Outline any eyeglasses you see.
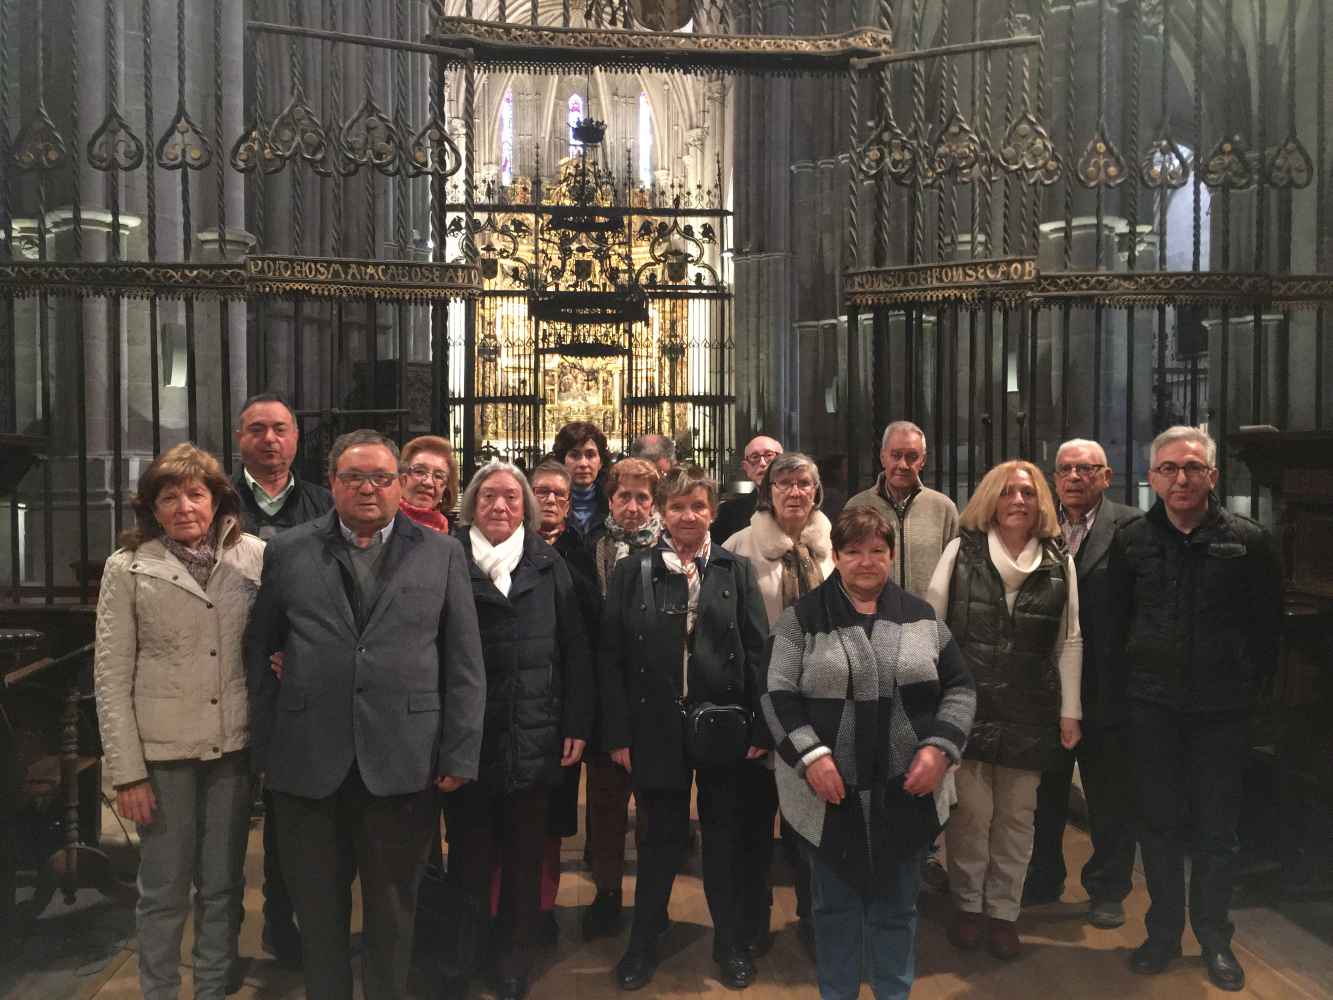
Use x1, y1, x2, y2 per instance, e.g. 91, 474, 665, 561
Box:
744, 449, 779, 465
772, 479, 817, 494
404, 465, 449, 486
335, 471, 397, 489
533, 486, 571, 502
1055, 463, 1106, 478
1151, 461, 1213, 480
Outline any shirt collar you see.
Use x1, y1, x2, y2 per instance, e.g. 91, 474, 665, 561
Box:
243, 466, 296, 502
1058, 496, 1103, 527
337, 516, 395, 547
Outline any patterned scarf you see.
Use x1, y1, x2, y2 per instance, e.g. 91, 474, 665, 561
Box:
660, 532, 711, 638
779, 541, 824, 613
163, 533, 216, 589
596, 512, 663, 594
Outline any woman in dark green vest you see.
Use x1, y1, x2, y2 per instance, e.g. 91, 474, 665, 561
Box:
925, 460, 1083, 961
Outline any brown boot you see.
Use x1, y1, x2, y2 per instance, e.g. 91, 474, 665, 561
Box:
987, 917, 1021, 960
947, 910, 985, 951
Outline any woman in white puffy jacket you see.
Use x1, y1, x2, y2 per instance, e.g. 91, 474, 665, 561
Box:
93, 443, 265, 1000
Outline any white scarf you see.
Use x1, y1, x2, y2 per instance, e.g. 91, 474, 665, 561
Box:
470, 524, 525, 597
986, 529, 1042, 613
661, 533, 711, 636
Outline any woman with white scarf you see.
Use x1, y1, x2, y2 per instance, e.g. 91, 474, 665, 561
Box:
447, 460, 593, 1000
600, 466, 771, 993
925, 459, 1083, 962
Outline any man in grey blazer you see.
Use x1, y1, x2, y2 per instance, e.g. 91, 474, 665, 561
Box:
246, 429, 485, 1000
1025, 438, 1141, 929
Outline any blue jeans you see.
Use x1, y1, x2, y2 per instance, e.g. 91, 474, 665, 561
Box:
136, 752, 252, 1000
809, 847, 925, 1000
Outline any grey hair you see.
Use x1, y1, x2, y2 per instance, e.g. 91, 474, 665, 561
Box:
881, 420, 927, 451
1055, 437, 1109, 466
1150, 425, 1217, 468
757, 451, 824, 513
327, 429, 400, 476
631, 433, 676, 464
530, 459, 572, 488
458, 459, 540, 533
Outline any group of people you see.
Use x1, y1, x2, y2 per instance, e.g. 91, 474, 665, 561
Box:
92, 393, 1281, 1000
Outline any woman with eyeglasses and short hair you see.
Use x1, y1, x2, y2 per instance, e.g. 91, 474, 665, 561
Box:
924, 460, 1083, 961
398, 435, 458, 533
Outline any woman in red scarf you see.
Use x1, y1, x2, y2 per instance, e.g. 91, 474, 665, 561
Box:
398, 435, 457, 532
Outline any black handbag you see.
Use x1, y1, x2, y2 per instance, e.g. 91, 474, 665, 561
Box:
681, 699, 751, 767
641, 558, 751, 768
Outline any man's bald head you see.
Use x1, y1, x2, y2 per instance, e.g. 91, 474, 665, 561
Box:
740, 435, 783, 485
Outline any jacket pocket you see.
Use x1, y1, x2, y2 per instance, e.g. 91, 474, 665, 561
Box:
408, 691, 441, 713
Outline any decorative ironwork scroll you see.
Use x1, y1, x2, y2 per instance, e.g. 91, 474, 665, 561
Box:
427, 17, 894, 75
0, 261, 248, 299
0, 257, 482, 302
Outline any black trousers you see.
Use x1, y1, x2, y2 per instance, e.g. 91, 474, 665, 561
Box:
1129, 702, 1249, 951
631, 760, 774, 954
260, 789, 294, 927
446, 782, 550, 978
1029, 724, 1136, 903
274, 767, 436, 1000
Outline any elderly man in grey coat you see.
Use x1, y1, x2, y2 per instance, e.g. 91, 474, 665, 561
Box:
246, 429, 486, 1000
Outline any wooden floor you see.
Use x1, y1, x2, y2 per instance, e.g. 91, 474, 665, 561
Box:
9, 793, 1332, 1000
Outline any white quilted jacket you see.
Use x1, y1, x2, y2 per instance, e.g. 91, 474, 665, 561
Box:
93, 516, 265, 787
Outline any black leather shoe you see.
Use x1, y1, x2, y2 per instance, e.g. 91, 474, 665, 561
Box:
1129, 939, 1182, 975
616, 947, 658, 992
496, 973, 528, 1000
744, 931, 773, 959
796, 918, 817, 962
261, 920, 303, 967
1203, 946, 1246, 992
582, 889, 623, 941
717, 949, 756, 990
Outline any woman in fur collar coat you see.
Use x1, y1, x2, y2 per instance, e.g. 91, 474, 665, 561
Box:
722, 451, 834, 958
723, 451, 834, 629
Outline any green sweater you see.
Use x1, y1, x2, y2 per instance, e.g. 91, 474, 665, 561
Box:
844, 476, 960, 599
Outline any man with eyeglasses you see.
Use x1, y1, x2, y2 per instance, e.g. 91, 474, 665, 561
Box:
1024, 439, 1141, 931
399, 435, 457, 533
1106, 426, 1281, 992
246, 429, 486, 1000
845, 420, 959, 599
711, 435, 783, 545
231, 392, 334, 964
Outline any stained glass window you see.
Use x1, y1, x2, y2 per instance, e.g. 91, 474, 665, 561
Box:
568, 93, 583, 156
638, 92, 652, 187
499, 88, 514, 186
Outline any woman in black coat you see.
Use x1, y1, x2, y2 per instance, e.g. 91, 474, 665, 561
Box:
600, 465, 771, 993
448, 460, 593, 1000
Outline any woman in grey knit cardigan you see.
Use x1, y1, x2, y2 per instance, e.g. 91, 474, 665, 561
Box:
763, 506, 975, 1000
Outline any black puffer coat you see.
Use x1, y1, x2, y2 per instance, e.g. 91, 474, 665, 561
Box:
461, 530, 594, 794
945, 530, 1068, 771
1106, 498, 1282, 713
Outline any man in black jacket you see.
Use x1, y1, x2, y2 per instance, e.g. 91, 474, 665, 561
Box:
1025, 439, 1141, 928
232, 392, 334, 964
233, 392, 334, 539
710, 435, 782, 546
1107, 426, 1282, 992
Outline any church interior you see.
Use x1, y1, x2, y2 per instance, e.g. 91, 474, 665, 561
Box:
1, 0, 1331, 996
